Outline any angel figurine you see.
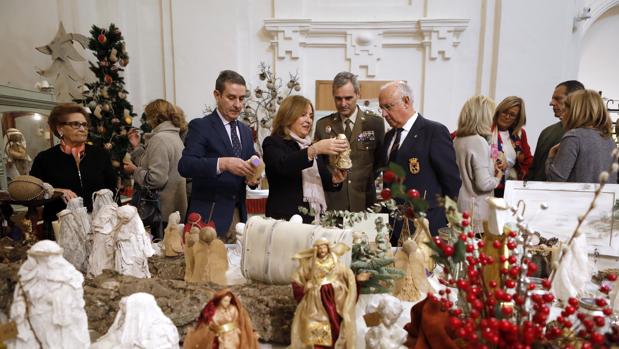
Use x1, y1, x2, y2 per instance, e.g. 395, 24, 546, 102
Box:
290, 238, 357, 348
163, 211, 183, 257
183, 289, 259, 349
329, 134, 352, 170
393, 240, 433, 302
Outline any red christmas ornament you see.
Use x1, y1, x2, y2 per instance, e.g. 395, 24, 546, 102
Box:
607, 273, 618, 281
104, 74, 113, 85
98, 33, 107, 43
462, 211, 470, 219
407, 188, 420, 199
443, 245, 455, 257
380, 188, 392, 200
383, 170, 396, 183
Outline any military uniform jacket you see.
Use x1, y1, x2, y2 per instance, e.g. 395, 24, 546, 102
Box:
314, 107, 385, 212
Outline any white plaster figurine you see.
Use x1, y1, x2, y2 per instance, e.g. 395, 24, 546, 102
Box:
91, 292, 179, 349
57, 197, 91, 272
364, 294, 408, 349
88, 204, 118, 277
7, 240, 90, 349
92, 188, 117, 218
163, 211, 183, 257
113, 205, 155, 278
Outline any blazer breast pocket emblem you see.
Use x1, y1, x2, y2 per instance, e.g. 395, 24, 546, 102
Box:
409, 157, 420, 174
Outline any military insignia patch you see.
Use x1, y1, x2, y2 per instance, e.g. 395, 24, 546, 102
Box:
409, 157, 420, 174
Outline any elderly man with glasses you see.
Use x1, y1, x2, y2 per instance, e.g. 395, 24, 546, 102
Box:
378, 81, 461, 244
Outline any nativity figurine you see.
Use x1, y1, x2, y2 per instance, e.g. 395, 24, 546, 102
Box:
393, 240, 433, 302
88, 204, 118, 277
7, 240, 90, 349
113, 205, 155, 278
183, 289, 259, 349
184, 226, 200, 282
91, 292, 179, 349
290, 238, 357, 348
4, 128, 32, 179
365, 294, 408, 349
329, 133, 352, 170
189, 224, 228, 285
163, 211, 183, 257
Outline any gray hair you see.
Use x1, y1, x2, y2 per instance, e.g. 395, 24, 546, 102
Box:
381, 81, 413, 102
332, 72, 360, 95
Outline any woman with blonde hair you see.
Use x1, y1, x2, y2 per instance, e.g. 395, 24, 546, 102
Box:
546, 89, 617, 183
124, 99, 187, 237
454, 96, 503, 233
489, 96, 532, 197
262, 95, 348, 223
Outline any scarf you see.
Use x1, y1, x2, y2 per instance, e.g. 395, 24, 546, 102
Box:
289, 131, 327, 221
60, 139, 86, 165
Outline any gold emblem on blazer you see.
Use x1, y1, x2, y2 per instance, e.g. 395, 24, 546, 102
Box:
409, 157, 420, 174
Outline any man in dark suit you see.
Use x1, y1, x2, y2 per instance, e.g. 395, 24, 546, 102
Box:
379, 81, 461, 243
314, 72, 385, 212
178, 70, 258, 241
528, 80, 585, 181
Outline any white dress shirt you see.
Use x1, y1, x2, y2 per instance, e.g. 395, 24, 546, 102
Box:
216, 109, 243, 174
387, 112, 418, 153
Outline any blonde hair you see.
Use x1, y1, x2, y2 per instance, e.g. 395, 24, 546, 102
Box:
271, 95, 313, 138
563, 89, 611, 138
493, 96, 526, 134
144, 99, 187, 133
456, 95, 495, 137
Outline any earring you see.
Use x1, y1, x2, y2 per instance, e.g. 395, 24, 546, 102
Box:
59, 132, 63, 138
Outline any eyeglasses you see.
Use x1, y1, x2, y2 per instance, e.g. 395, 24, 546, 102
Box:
379, 99, 404, 112
62, 121, 89, 129
500, 111, 518, 119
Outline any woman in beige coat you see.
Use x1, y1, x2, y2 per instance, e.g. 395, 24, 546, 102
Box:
124, 99, 187, 234
453, 96, 503, 234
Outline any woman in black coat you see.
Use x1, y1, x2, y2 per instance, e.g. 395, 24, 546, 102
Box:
30, 104, 117, 238
262, 95, 348, 223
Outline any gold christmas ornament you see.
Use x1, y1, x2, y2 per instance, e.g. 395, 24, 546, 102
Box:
102, 103, 110, 112
93, 105, 103, 119
109, 48, 118, 62
104, 143, 113, 150
124, 116, 132, 125
111, 160, 121, 168
119, 58, 129, 67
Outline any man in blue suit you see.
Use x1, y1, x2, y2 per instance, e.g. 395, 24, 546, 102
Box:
178, 70, 257, 241
379, 81, 461, 244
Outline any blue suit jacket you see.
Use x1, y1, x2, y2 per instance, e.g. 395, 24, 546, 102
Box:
382, 115, 461, 236
178, 111, 255, 236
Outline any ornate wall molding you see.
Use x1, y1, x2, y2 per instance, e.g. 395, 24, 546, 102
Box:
264, 18, 469, 76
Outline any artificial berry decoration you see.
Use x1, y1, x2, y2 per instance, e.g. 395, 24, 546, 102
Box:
608, 273, 617, 281
383, 170, 396, 183
380, 188, 392, 200
407, 188, 420, 199
98, 33, 107, 43
104, 74, 113, 84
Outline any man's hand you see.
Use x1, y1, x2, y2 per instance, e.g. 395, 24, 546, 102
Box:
220, 157, 254, 177
331, 168, 348, 184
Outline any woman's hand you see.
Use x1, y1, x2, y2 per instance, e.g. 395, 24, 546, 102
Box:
128, 129, 141, 150
548, 144, 560, 158
123, 161, 137, 174
496, 158, 507, 171
57, 188, 77, 203
312, 138, 348, 155
494, 162, 504, 179
331, 168, 348, 184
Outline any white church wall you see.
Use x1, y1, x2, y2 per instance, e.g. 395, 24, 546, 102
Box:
1, 0, 615, 149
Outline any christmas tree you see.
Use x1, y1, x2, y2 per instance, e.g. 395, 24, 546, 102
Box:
75, 23, 136, 171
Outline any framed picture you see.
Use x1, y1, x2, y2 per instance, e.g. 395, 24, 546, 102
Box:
503, 180, 619, 258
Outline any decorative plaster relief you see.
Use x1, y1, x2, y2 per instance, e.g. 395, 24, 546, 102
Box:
264, 19, 469, 75
419, 19, 469, 60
